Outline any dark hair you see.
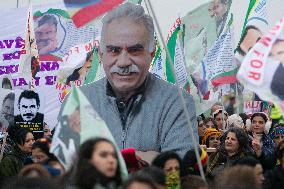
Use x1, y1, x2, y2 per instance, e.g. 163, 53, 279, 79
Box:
239, 113, 248, 126
18, 90, 40, 107
135, 167, 165, 187
219, 127, 252, 155
152, 151, 182, 169
236, 25, 261, 56
181, 175, 208, 189
71, 138, 122, 189
213, 166, 261, 189
250, 112, 268, 123
2, 77, 12, 89
14, 128, 32, 146
183, 148, 207, 176
277, 139, 284, 161
233, 156, 261, 167
38, 14, 58, 28
32, 138, 57, 162
123, 173, 157, 189
2, 92, 15, 105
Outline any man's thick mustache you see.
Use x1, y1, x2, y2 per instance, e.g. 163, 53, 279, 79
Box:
110, 65, 140, 74
23, 113, 35, 117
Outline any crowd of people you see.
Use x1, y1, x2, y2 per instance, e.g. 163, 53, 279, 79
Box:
0, 2, 284, 189
0, 102, 284, 189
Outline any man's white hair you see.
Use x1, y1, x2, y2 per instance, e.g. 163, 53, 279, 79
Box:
100, 2, 155, 53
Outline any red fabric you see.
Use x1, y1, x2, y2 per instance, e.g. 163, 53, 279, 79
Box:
70, 0, 124, 28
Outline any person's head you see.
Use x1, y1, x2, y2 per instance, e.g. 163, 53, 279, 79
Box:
237, 25, 262, 56
135, 167, 166, 189
183, 148, 208, 176
35, 14, 58, 54
2, 177, 58, 189
18, 90, 40, 122
210, 102, 223, 115
221, 127, 250, 156
43, 122, 52, 139
270, 123, 284, 146
123, 173, 157, 189
213, 165, 261, 189
203, 117, 215, 129
201, 128, 221, 148
212, 109, 228, 130
77, 138, 120, 179
32, 138, 55, 164
233, 157, 264, 185
99, 2, 155, 99
269, 38, 284, 63
227, 114, 244, 129
14, 128, 35, 154
250, 112, 268, 134
210, 0, 231, 22
152, 151, 182, 175
181, 175, 208, 189
18, 164, 51, 178
2, 92, 15, 126
2, 77, 12, 89
197, 116, 206, 137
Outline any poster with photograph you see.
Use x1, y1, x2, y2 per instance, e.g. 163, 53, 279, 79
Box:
0, 89, 15, 132
14, 89, 45, 139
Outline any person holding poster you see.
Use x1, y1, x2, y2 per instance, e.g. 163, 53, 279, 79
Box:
15, 90, 44, 139
62, 2, 198, 157
35, 14, 58, 55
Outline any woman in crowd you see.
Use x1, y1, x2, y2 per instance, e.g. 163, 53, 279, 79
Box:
203, 117, 215, 129
248, 112, 277, 171
0, 128, 35, 178
201, 128, 221, 149
31, 138, 62, 176
197, 116, 207, 144
212, 109, 228, 131
206, 127, 253, 179
152, 151, 183, 176
65, 138, 122, 189
269, 123, 284, 146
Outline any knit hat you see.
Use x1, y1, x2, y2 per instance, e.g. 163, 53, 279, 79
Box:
183, 148, 208, 175
227, 114, 244, 129
201, 128, 221, 145
269, 124, 284, 140
121, 148, 149, 173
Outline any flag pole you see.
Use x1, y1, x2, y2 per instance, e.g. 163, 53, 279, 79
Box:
145, 0, 206, 181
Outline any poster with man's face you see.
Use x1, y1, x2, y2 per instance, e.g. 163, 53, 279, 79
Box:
0, 89, 15, 132
14, 89, 45, 139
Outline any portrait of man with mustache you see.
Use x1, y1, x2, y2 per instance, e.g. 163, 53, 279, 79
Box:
15, 90, 44, 139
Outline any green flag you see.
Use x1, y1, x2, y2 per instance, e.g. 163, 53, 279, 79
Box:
84, 48, 102, 84
51, 86, 128, 179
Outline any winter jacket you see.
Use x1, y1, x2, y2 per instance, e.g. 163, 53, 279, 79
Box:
264, 165, 284, 189
78, 73, 198, 157
0, 145, 29, 177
